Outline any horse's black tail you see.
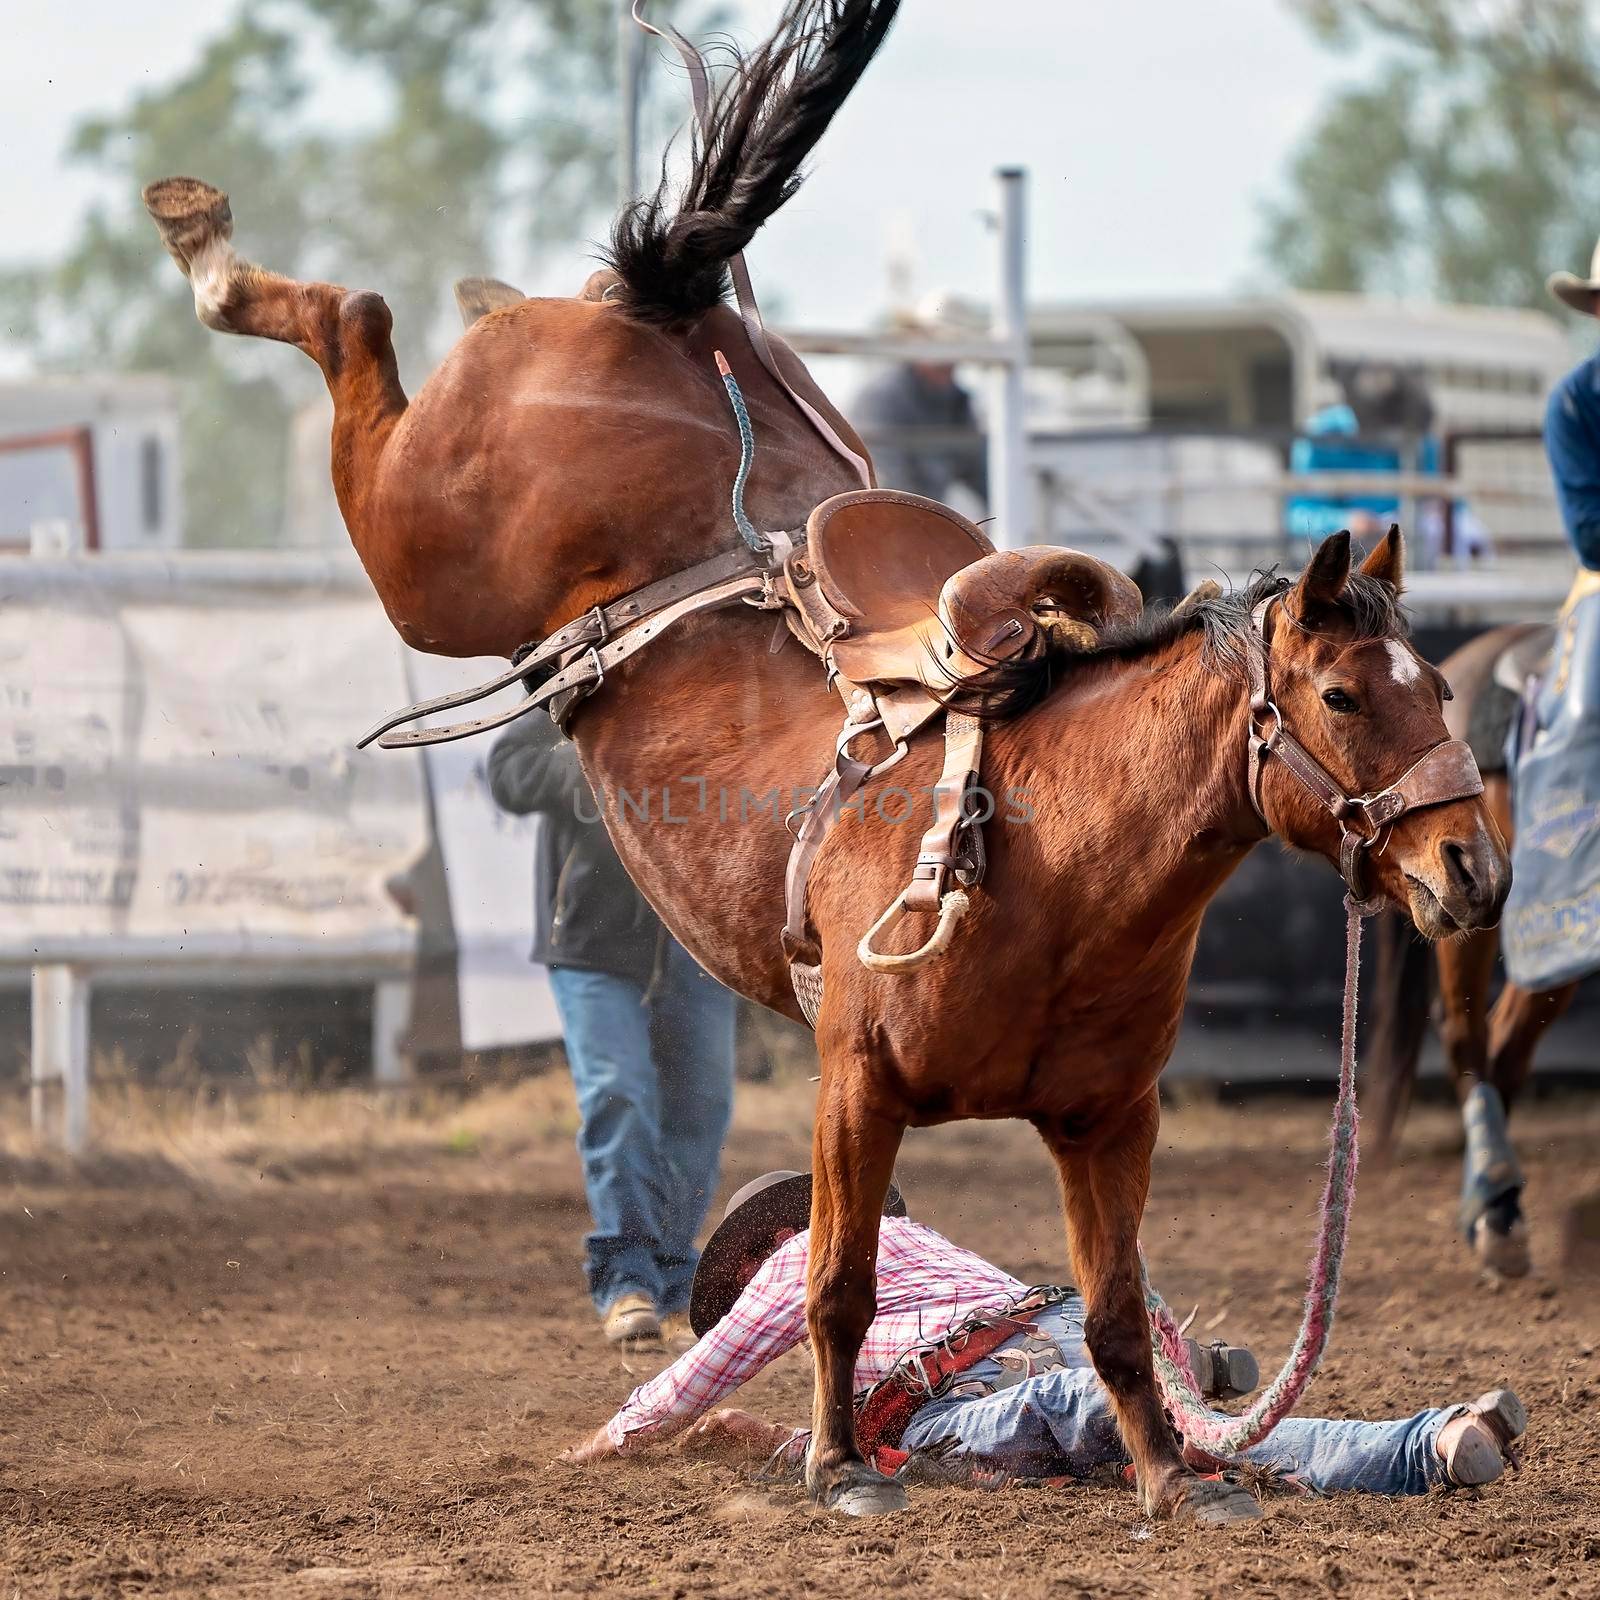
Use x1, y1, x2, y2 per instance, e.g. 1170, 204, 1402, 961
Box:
605, 0, 900, 326
1365, 910, 1434, 1160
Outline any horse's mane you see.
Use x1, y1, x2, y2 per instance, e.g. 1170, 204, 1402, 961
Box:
949, 569, 1410, 723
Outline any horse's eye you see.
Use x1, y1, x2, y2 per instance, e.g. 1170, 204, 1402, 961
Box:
1322, 687, 1360, 715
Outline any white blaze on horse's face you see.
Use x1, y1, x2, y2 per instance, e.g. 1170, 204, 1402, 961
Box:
1386, 640, 1423, 687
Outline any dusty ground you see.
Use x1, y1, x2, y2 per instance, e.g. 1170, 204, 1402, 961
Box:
3, 1074, 1599, 1600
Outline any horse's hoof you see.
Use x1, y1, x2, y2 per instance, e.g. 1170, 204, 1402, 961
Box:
830, 1479, 910, 1517
1167, 1477, 1263, 1526
141, 177, 233, 269
811, 1461, 909, 1518
1470, 1213, 1531, 1279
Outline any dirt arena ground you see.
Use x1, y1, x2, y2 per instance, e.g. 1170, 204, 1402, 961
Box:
3, 1074, 1598, 1600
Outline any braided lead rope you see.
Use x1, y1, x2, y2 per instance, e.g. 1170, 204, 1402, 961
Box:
1143, 897, 1365, 1457
714, 351, 767, 557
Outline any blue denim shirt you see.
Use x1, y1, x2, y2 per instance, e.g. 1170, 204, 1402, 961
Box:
1545, 352, 1600, 569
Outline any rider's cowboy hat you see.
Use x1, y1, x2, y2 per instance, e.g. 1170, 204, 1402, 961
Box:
688, 1170, 908, 1337
884, 288, 987, 345
1547, 239, 1600, 315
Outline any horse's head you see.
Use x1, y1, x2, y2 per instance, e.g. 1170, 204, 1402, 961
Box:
1255, 528, 1509, 938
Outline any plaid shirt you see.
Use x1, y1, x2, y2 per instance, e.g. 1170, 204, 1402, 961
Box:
607, 1217, 1024, 1450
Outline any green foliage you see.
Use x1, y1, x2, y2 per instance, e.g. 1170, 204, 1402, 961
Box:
1, 0, 692, 547
1264, 0, 1600, 312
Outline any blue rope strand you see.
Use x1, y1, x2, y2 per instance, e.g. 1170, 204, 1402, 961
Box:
716, 353, 768, 557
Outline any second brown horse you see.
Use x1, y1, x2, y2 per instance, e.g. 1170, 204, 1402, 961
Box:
141, 0, 1509, 1522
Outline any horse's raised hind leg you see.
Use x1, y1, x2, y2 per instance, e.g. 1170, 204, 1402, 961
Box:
1035, 1092, 1259, 1525
803, 1065, 906, 1517
142, 178, 407, 507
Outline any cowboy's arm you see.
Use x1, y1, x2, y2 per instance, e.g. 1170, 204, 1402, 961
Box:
1545, 374, 1600, 568
564, 1407, 806, 1467
568, 1256, 810, 1460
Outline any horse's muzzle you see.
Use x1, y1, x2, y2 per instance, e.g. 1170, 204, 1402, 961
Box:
1407, 828, 1510, 936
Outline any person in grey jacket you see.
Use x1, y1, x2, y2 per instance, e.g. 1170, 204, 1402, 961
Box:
850, 295, 989, 507
488, 713, 736, 1346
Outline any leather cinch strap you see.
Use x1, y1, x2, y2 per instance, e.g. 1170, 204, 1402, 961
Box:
360, 553, 772, 749
1245, 597, 1484, 909
357, 546, 765, 748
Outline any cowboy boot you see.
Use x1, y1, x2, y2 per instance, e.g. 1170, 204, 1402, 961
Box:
1184, 1339, 1260, 1401
1436, 1389, 1527, 1486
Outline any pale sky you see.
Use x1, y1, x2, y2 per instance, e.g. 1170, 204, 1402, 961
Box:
0, 0, 1368, 336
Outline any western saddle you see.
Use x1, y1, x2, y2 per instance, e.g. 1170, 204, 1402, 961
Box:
772, 489, 1141, 1017
796, 490, 1140, 699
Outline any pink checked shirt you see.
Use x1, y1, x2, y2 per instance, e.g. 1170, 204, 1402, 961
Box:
607, 1217, 1026, 1450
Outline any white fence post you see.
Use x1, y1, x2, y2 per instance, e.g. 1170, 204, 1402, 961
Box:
371, 977, 414, 1084
31, 964, 90, 1154
988, 166, 1030, 550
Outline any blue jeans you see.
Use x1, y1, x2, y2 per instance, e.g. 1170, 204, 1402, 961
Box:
548, 939, 736, 1314
899, 1299, 1451, 1495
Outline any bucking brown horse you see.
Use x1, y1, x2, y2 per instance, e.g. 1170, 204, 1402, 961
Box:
142, 0, 1509, 1522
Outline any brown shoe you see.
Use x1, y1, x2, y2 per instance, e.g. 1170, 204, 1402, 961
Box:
602, 1292, 661, 1346
658, 1312, 697, 1349
1437, 1388, 1527, 1486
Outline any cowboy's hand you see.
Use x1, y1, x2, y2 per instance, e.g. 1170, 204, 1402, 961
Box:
679, 1409, 795, 1461
559, 1422, 621, 1464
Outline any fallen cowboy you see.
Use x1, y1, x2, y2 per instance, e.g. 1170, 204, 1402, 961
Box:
561, 1173, 1527, 1513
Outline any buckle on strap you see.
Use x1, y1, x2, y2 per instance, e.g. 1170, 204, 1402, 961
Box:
836, 713, 909, 778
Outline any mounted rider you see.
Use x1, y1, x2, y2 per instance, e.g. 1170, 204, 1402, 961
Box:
1500, 254, 1600, 995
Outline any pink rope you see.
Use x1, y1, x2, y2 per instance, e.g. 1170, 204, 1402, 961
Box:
1144, 898, 1364, 1456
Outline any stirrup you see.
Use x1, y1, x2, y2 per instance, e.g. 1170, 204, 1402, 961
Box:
857, 889, 970, 973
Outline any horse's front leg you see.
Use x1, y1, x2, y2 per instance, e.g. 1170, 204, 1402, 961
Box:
1036, 1090, 1259, 1524
803, 1059, 905, 1516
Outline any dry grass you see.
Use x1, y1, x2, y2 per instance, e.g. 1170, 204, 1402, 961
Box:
0, 1053, 590, 1190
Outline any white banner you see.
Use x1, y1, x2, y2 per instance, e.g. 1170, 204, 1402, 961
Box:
0, 571, 426, 957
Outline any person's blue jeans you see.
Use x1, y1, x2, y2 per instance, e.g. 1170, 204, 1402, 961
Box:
548, 939, 736, 1315
899, 1299, 1452, 1495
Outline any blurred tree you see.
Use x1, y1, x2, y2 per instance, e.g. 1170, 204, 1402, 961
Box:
1264, 0, 1600, 311
0, 0, 697, 546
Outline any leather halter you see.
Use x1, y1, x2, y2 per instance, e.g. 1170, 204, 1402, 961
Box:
1245, 596, 1484, 912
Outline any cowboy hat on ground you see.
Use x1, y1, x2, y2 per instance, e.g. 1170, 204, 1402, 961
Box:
688, 1170, 908, 1337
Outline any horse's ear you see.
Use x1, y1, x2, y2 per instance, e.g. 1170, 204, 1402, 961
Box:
1359, 524, 1405, 592
1289, 530, 1352, 620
